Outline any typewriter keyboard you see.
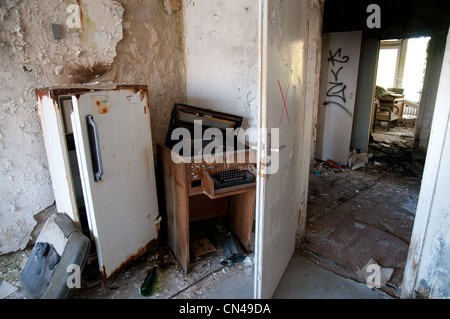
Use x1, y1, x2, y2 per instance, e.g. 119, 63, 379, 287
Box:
216, 169, 246, 183
212, 169, 255, 189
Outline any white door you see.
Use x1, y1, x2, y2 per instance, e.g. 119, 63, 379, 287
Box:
255, 0, 309, 299
70, 88, 159, 279
37, 94, 79, 226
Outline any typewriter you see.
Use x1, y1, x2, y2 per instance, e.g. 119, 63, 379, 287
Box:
164, 103, 256, 195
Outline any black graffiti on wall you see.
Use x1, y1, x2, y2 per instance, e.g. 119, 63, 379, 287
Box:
323, 48, 352, 116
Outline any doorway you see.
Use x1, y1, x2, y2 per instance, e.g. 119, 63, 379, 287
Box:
300, 35, 433, 298
372, 37, 430, 154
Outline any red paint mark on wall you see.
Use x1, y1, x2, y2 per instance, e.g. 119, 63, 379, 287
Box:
278, 79, 291, 127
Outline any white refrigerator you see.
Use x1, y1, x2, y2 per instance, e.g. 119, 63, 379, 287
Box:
36, 84, 159, 280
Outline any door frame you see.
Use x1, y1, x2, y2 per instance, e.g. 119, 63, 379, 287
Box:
401, 27, 450, 299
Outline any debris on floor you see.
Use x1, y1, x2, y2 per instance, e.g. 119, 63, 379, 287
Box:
347, 149, 371, 171
191, 238, 216, 258
220, 233, 246, 267
139, 266, 158, 297
0, 278, 18, 299
0, 215, 255, 299
356, 259, 394, 288
18, 213, 91, 299
0, 247, 32, 299
20, 242, 61, 299
325, 159, 342, 170
369, 124, 425, 178
304, 146, 421, 298
75, 217, 253, 299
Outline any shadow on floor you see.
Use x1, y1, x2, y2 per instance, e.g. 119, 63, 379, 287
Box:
273, 253, 391, 299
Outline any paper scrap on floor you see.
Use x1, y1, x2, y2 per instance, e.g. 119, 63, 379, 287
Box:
191, 238, 216, 257
356, 259, 394, 288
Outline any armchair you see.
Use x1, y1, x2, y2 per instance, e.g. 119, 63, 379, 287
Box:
372, 98, 400, 132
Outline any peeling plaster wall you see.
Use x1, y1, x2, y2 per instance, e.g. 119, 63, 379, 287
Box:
298, 0, 323, 243
0, 0, 185, 254
97, 0, 185, 147
183, 0, 259, 146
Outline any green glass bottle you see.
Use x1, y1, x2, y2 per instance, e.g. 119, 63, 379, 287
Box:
140, 266, 157, 297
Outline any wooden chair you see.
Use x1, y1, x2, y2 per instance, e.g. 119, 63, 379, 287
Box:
373, 98, 400, 132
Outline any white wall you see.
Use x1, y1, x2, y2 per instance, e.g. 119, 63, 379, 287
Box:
316, 31, 362, 165
402, 37, 430, 103
183, 0, 259, 146
402, 27, 450, 299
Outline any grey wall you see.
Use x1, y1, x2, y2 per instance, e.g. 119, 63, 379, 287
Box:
414, 30, 447, 153
351, 38, 379, 152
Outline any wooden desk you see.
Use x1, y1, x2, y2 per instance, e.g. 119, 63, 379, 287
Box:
157, 144, 257, 272
378, 92, 405, 117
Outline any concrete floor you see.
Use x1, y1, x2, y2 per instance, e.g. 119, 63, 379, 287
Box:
2, 234, 394, 300
171, 252, 394, 299
298, 126, 421, 298
273, 253, 391, 299
175, 250, 393, 299
2, 248, 391, 299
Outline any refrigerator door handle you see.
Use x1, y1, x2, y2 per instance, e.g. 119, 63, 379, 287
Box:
86, 114, 103, 182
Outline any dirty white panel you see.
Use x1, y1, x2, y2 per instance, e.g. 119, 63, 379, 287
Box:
37, 95, 79, 224
184, 0, 259, 145
316, 31, 362, 165
71, 88, 159, 279
255, 0, 309, 299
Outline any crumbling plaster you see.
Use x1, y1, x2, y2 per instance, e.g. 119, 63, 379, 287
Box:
0, 0, 185, 254
97, 0, 185, 147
